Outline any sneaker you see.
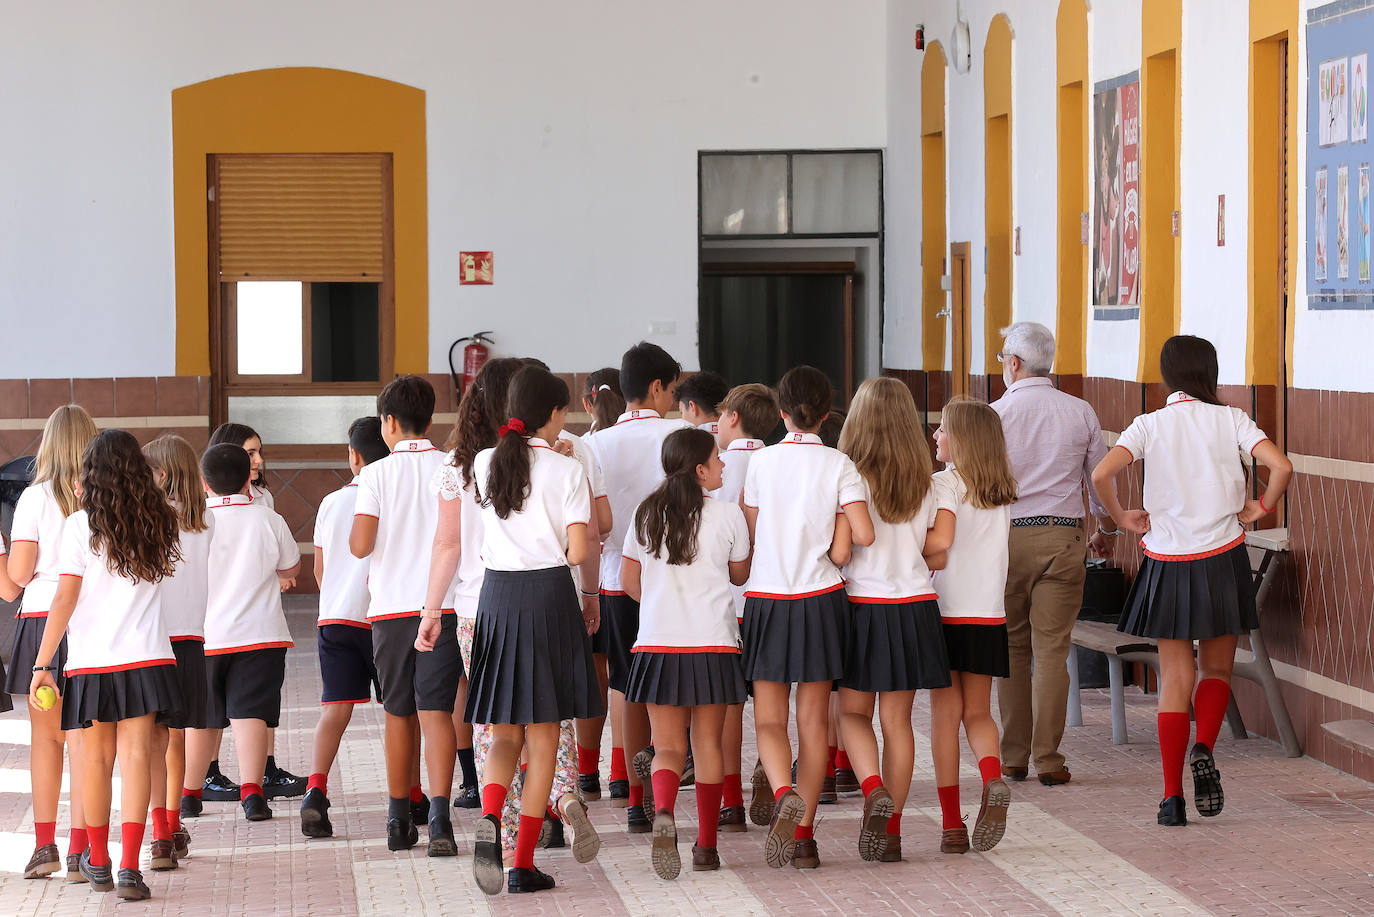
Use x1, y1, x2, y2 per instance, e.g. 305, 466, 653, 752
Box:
171, 828, 191, 860
201, 761, 240, 802
626, 804, 652, 834
609, 778, 630, 807
79, 849, 114, 892
940, 825, 969, 854
299, 788, 333, 838
180, 794, 203, 819
971, 778, 1010, 852
764, 788, 805, 869
819, 774, 838, 805
507, 865, 556, 893
427, 814, 457, 857
680, 753, 695, 787
409, 793, 430, 825
651, 809, 681, 880
691, 843, 720, 871
719, 805, 747, 833
1189, 743, 1225, 817
560, 797, 601, 864
834, 767, 860, 797
454, 783, 481, 809
1157, 795, 1188, 827
631, 747, 655, 813
23, 843, 59, 879
115, 867, 150, 900
387, 816, 419, 850
538, 812, 565, 849
748, 761, 774, 827
792, 837, 820, 869
65, 852, 86, 883
241, 793, 273, 822
149, 838, 177, 871
858, 786, 894, 862
263, 760, 307, 799
473, 814, 504, 896
578, 773, 602, 801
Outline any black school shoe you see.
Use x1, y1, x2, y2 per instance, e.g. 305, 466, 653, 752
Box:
201, 761, 240, 801
263, 758, 307, 799
626, 804, 652, 833
539, 812, 566, 849
180, 794, 203, 819
1189, 743, 1225, 817
242, 793, 273, 822
578, 773, 603, 801
410, 793, 430, 824
455, 783, 481, 809
299, 788, 333, 838
473, 814, 504, 896
508, 866, 556, 893
609, 779, 630, 806
1157, 795, 1187, 827
680, 753, 695, 788
116, 867, 151, 900
387, 816, 419, 851
427, 814, 458, 857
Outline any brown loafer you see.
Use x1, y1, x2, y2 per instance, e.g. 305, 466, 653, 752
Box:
764, 789, 805, 868
834, 767, 860, 797
171, 827, 191, 860
858, 786, 894, 862
66, 853, 87, 883
749, 761, 775, 827
23, 843, 60, 879
940, 825, 969, 854
792, 836, 820, 869
691, 844, 720, 871
879, 833, 902, 862
972, 779, 1010, 852
650, 809, 680, 880
719, 805, 747, 833
1037, 768, 1072, 786
1002, 766, 1028, 782
150, 838, 178, 870
818, 774, 837, 805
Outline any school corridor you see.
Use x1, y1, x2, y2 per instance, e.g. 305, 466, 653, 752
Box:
0, 596, 1369, 916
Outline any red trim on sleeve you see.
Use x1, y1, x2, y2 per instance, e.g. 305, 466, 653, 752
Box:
935, 507, 955, 518
567, 522, 588, 529
1142, 532, 1246, 562
317, 619, 373, 630
840, 499, 867, 509
8, 539, 37, 544
353, 512, 379, 519
204, 640, 295, 656
594, 494, 610, 502
66, 658, 177, 676
620, 556, 640, 565
744, 583, 846, 601
1112, 444, 1136, 462
1249, 437, 1272, 457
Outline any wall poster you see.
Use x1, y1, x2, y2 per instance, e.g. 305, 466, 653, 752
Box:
1316, 166, 1329, 283
1092, 74, 1140, 310
1354, 53, 1369, 142
1320, 57, 1349, 147
1338, 164, 1351, 279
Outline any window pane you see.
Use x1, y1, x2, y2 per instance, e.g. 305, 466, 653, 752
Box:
237, 282, 303, 375
311, 283, 380, 382
701, 154, 789, 234
227, 394, 379, 445
791, 152, 881, 234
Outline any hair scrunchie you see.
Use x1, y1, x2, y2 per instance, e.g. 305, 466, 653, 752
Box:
498, 417, 527, 438
598, 384, 612, 392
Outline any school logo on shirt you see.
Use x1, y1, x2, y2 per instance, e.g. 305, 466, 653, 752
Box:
790, 433, 804, 442
395, 441, 431, 452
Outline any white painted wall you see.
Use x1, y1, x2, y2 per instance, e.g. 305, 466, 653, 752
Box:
0, 0, 886, 378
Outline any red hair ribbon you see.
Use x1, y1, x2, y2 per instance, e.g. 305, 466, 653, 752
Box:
498, 417, 527, 437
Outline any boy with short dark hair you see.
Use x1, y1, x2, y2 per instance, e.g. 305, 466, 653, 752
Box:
185, 444, 301, 823
674, 371, 730, 434
299, 417, 388, 839
349, 375, 463, 856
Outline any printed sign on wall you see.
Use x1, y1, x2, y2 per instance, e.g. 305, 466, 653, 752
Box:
1092, 73, 1140, 310
460, 252, 493, 285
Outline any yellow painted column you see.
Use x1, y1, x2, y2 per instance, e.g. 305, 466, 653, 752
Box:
984, 15, 1014, 369
1138, 0, 1182, 382
922, 44, 950, 371
1056, 0, 1089, 375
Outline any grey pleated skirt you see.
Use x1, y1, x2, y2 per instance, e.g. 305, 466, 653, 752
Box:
840, 600, 952, 692
742, 586, 850, 684
61, 663, 181, 730
625, 650, 748, 706
1119, 543, 1257, 640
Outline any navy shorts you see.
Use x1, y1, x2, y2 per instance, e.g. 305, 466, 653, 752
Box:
205, 647, 288, 728
371, 615, 463, 717
319, 623, 381, 705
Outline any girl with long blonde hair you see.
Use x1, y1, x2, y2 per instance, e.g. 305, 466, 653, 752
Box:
927, 398, 1018, 857
833, 377, 951, 865
6, 404, 98, 880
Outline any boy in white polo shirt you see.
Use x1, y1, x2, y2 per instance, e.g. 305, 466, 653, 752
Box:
674, 370, 729, 437
185, 444, 301, 823
349, 375, 462, 857
298, 417, 390, 838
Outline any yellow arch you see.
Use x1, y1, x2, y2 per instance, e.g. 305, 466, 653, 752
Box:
922, 42, 949, 370
1139, 1, 1182, 381
984, 14, 1014, 369
1056, 0, 1089, 375
172, 67, 428, 376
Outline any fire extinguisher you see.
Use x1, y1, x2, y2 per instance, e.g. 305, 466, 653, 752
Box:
449, 332, 494, 397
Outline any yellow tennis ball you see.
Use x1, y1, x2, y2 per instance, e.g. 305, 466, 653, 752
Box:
34, 685, 57, 711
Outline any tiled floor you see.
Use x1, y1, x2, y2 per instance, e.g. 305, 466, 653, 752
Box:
3, 599, 1374, 915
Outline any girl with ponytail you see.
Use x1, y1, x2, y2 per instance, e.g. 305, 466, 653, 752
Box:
620, 427, 752, 879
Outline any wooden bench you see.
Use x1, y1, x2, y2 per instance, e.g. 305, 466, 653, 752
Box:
1067, 528, 1302, 757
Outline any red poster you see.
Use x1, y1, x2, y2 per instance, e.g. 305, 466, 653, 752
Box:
1117, 82, 1140, 305
460, 252, 493, 285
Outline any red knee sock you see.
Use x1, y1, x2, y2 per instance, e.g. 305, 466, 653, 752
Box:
151, 808, 170, 841
860, 775, 884, 797
1158, 711, 1191, 799
409, 785, 424, 804
826, 745, 838, 778
722, 773, 744, 808
886, 811, 902, 834
35, 821, 56, 848
628, 783, 644, 808
87, 824, 110, 868
308, 773, 328, 795
514, 814, 542, 870
937, 784, 961, 830
773, 785, 792, 803
651, 769, 679, 815
120, 822, 144, 870
577, 744, 599, 775
794, 824, 814, 840
481, 783, 508, 818
610, 747, 628, 782
835, 749, 852, 771
978, 756, 1002, 785
696, 782, 723, 848
1193, 678, 1231, 752
240, 782, 263, 800
182, 786, 203, 800
68, 827, 88, 857
167, 810, 181, 836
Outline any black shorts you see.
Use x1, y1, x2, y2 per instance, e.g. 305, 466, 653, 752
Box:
371, 615, 463, 717
319, 623, 380, 705
205, 647, 288, 728
166, 639, 208, 729
601, 592, 641, 694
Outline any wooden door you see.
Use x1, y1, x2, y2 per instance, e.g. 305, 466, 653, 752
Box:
950, 242, 972, 396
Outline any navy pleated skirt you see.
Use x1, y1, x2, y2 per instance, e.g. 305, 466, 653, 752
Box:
61, 663, 182, 730
943, 622, 1011, 677
5, 614, 66, 696
465, 566, 605, 725
626, 651, 748, 706
742, 587, 850, 684
1119, 543, 1257, 640
840, 600, 951, 692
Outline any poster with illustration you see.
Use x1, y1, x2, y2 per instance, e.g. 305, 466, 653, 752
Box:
1092, 75, 1140, 307
1338, 164, 1350, 279
1320, 58, 1349, 147
1360, 165, 1370, 282
1316, 166, 1329, 282
1354, 54, 1369, 142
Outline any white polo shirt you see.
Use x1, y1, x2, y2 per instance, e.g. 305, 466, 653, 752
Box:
204, 493, 300, 655
843, 487, 941, 603
10, 482, 69, 618
559, 430, 608, 502
160, 509, 216, 641
712, 438, 764, 617
930, 469, 1010, 624
432, 457, 485, 618
586, 409, 691, 592
250, 482, 274, 509
473, 438, 590, 571
354, 438, 450, 621
743, 432, 867, 598
313, 480, 372, 628
700, 420, 720, 437
58, 511, 175, 675
623, 497, 750, 653
1115, 392, 1271, 560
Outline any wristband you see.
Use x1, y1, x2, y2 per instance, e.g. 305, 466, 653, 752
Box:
1097, 526, 1123, 536
420, 608, 443, 620
1258, 495, 1275, 514
32, 665, 57, 672
579, 588, 599, 597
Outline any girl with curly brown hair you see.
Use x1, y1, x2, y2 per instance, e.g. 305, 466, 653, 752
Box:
28, 429, 181, 900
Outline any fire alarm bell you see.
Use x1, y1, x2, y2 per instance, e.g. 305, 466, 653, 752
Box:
915, 25, 924, 50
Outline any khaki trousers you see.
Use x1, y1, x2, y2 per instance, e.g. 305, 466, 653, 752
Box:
997, 525, 1087, 774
